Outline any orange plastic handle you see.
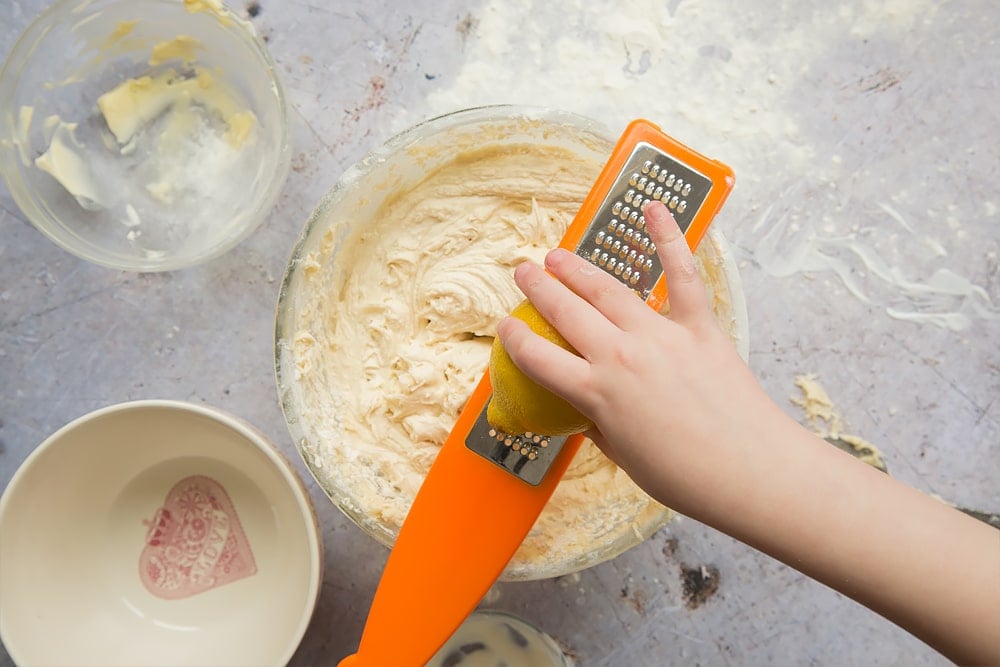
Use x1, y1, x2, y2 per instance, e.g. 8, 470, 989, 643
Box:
339, 371, 585, 667
339, 119, 734, 667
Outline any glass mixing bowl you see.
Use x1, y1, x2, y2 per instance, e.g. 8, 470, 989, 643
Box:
0, 0, 289, 271
274, 105, 748, 580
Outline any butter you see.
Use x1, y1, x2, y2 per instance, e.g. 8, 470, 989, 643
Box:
98, 70, 185, 145
34, 120, 107, 210
101, 20, 139, 49
97, 68, 256, 148
223, 110, 256, 146
148, 36, 202, 66
183, 0, 235, 26
87, 19, 147, 63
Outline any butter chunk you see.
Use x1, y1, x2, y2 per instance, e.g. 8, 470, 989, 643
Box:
97, 70, 182, 145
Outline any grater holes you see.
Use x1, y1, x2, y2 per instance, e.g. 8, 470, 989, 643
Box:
579, 147, 709, 303
488, 429, 550, 461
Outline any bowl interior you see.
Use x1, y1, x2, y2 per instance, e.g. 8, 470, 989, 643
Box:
0, 401, 320, 666
0, 0, 289, 270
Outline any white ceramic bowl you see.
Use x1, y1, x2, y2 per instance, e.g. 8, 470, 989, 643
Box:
0, 401, 322, 666
0, 0, 290, 271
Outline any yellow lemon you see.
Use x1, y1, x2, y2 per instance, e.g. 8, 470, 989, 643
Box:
487, 299, 593, 436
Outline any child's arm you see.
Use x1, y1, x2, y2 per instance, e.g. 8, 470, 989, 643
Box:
496, 200, 1000, 665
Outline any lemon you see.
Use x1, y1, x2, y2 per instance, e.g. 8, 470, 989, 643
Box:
487, 299, 593, 436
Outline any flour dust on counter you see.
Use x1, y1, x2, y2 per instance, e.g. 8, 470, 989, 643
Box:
390, 0, 998, 332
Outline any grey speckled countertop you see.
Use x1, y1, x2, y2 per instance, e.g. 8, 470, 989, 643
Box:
2, 0, 997, 665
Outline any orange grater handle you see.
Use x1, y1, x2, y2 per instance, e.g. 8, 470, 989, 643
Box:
338, 371, 586, 667
339, 118, 734, 667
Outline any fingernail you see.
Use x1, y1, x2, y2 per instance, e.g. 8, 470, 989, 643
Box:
513, 261, 534, 280
643, 200, 680, 241
544, 247, 572, 268
642, 199, 674, 223
495, 316, 513, 342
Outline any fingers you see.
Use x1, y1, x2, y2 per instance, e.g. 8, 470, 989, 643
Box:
543, 248, 651, 331
495, 315, 591, 406
642, 200, 713, 325
512, 260, 620, 357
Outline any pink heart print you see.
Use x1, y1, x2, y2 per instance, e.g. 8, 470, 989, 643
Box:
139, 475, 257, 600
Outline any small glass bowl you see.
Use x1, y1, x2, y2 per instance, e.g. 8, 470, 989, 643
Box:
0, 0, 290, 271
427, 610, 574, 667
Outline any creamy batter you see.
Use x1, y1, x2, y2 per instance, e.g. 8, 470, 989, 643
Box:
289, 138, 741, 578
791, 374, 888, 471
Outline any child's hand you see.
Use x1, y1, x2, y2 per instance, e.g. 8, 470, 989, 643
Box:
497, 200, 1000, 666
496, 200, 781, 512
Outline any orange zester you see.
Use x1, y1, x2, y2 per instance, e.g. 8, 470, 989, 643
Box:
338, 119, 734, 667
